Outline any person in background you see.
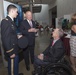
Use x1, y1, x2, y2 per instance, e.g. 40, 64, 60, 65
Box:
1, 4, 23, 75
20, 11, 38, 71
70, 13, 76, 72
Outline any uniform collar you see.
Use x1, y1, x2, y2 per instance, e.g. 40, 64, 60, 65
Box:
8, 15, 14, 21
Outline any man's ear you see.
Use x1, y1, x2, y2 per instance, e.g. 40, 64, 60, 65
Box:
11, 9, 14, 13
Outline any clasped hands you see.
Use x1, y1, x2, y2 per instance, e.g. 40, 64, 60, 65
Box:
28, 28, 39, 32
38, 53, 44, 60
17, 28, 38, 39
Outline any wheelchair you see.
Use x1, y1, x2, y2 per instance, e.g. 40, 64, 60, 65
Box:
32, 56, 72, 75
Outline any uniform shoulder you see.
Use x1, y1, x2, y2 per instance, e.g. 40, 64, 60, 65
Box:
1, 18, 9, 22
1, 18, 9, 26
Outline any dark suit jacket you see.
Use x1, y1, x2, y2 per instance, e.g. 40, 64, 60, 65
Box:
43, 39, 65, 63
20, 19, 36, 46
1, 16, 18, 57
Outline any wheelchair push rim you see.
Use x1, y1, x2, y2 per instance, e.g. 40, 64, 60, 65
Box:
42, 63, 72, 75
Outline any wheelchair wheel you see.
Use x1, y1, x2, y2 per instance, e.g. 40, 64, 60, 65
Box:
42, 63, 72, 75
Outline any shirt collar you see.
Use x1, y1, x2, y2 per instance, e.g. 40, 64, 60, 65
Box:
27, 19, 32, 23
27, 19, 30, 23
53, 39, 59, 44
8, 15, 14, 21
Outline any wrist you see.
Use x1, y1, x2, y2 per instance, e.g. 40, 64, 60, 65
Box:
28, 29, 30, 32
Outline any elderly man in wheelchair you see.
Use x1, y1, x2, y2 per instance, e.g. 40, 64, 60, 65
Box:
32, 28, 72, 75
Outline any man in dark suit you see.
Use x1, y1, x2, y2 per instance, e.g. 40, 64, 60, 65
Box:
20, 11, 38, 70
1, 5, 23, 75
34, 28, 65, 71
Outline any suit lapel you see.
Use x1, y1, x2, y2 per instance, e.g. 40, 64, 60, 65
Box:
25, 20, 32, 28
52, 39, 60, 48
32, 21, 34, 28
50, 39, 53, 46
26, 20, 34, 28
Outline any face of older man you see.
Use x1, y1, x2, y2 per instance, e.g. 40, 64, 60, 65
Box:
25, 11, 32, 21
52, 28, 59, 38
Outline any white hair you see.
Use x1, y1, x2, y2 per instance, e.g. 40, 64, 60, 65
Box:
58, 28, 64, 37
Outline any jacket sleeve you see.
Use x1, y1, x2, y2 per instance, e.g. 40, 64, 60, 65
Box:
53, 43, 65, 61
43, 42, 65, 62
42, 45, 50, 55
43, 39, 53, 55
19, 22, 29, 35
43, 48, 53, 62
1, 20, 15, 56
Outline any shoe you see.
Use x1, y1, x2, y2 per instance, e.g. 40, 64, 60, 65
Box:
19, 73, 24, 75
26, 65, 30, 71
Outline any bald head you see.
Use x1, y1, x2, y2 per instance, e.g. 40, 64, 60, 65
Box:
25, 11, 32, 20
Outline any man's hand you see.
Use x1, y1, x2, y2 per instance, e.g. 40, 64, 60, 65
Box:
28, 28, 38, 32
40, 53, 44, 57
10, 54, 15, 58
17, 35, 23, 39
38, 53, 44, 60
34, 29, 39, 32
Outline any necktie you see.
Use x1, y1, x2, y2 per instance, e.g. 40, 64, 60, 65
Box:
52, 41, 54, 46
29, 21, 33, 27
